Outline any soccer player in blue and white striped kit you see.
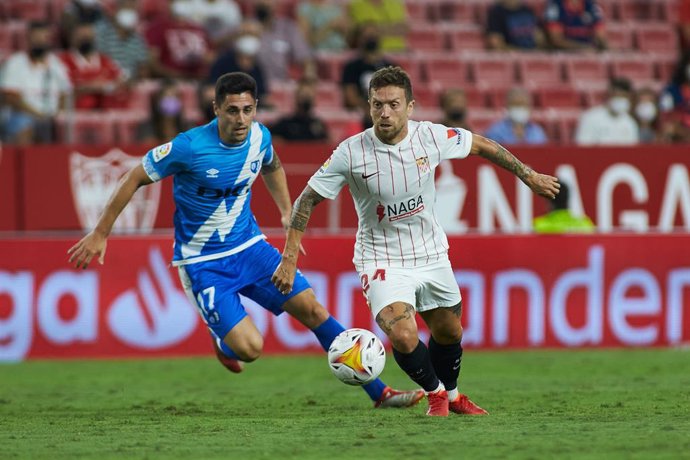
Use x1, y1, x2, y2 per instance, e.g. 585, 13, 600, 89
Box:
68, 72, 423, 409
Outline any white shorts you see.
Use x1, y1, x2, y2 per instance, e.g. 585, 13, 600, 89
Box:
358, 259, 462, 319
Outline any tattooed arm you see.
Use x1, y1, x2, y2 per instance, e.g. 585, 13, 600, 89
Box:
470, 134, 560, 199
271, 185, 326, 294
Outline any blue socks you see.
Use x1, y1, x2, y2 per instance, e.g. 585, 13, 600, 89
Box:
312, 316, 387, 402
214, 334, 241, 360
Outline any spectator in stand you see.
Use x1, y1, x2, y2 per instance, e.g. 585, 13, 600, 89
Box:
634, 88, 660, 144
0, 22, 72, 145
342, 23, 397, 128
59, 22, 127, 110
270, 78, 329, 142
145, 0, 215, 80
533, 180, 594, 233
298, 0, 349, 52
172, 0, 242, 50
575, 77, 638, 145
137, 80, 190, 143
486, 0, 547, 51
209, 23, 270, 107
659, 51, 690, 143
544, 0, 606, 51
253, 0, 315, 83
198, 82, 216, 123
95, 0, 151, 81
485, 87, 547, 145
438, 88, 471, 130
349, 0, 408, 53
59, 0, 105, 48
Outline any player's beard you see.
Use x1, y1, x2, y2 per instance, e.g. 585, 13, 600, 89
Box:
375, 121, 404, 144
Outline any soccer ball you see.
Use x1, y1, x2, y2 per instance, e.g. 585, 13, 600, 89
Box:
327, 328, 386, 386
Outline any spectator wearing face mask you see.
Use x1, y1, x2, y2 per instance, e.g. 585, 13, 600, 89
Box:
485, 87, 547, 145
209, 23, 270, 108
633, 88, 660, 144
253, 0, 315, 83
137, 80, 190, 143
270, 78, 329, 142
438, 88, 471, 130
0, 21, 72, 145
575, 77, 639, 145
341, 22, 397, 128
59, 22, 127, 110
95, 0, 151, 81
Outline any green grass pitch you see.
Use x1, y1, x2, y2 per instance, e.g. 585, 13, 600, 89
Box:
1, 349, 689, 460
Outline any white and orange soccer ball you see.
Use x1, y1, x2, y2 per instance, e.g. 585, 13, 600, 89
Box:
327, 328, 386, 386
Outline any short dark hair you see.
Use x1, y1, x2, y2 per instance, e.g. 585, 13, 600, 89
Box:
369, 66, 414, 104
215, 72, 257, 102
609, 77, 632, 93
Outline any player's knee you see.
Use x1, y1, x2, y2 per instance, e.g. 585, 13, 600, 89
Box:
234, 336, 263, 362
388, 327, 419, 354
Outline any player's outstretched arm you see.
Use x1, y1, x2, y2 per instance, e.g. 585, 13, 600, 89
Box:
470, 133, 560, 199
271, 185, 326, 295
67, 164, 153, 269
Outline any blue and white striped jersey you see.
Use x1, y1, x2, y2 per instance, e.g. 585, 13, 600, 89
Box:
142, 119, 274, 266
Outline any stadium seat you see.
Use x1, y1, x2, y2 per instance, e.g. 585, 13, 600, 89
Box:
391, 54, 424, 83
130, 79, 161, 111
516, 54, 564, 87
407, 24, 448, 51
609, 56, 657, 84
424, 55, 470, 87
606, 23, 635, 51
467, 109, 502, 135
437, 1, 477, 23
447, 25, 486, 51
177, 81, 200, 116
615, 0, 659, 21
405, 0, 439, 22
8, 0, 50, 21
634, 24, 679, 53
268, 81, 295, 109
315, 51, 352, 82
562, 55, 609, 85
319, 110, 363, 144
314, 82, 342, 110
55, 111, 116, 145
110, 109, 148, 145
468, 53, 518, 86
533, 86, 582, 109
411, 85, 439, 110
578, 84, 608, 108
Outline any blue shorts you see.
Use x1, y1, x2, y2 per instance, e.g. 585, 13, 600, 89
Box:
177, 239, 311, 340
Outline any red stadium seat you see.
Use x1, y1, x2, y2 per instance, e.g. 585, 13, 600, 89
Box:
447, 25, 486, 51
635, 24, 679, 53
314, 82, 342, 110
391, 54, 424, 83
405, 0, 439, 22
562, 55, 609, 85
411, 85, 440, 110
268, 81, 296, 109
8, 0, 50, 21
319, 110, 363, 144
407, 24, 448, 51
533, 86, 582, 109
615, 0, 659, 20
467, 109, 502, 135
606, 23, 635, 51
55, 111, 116, 145
424, 54, 470, 86
468, 53, 518, 86
130, 79, 161, 111
438, 1, 477, 22
315, 51, 352, 82
111, 109, 148, 145
609, 56, 657, 84
516, 54, 564, 87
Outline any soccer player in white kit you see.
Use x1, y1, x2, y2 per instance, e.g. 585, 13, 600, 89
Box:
272, 67, 560, 416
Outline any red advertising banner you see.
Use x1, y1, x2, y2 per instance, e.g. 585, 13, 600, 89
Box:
12, 144, 690, 233
1, 235, 688, 361
0, 145, 18, 231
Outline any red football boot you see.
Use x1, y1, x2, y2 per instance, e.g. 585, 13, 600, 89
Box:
449, 394, 488, 415
426, 390, 449, 416
212, 338, 243, 373
375, 386, 425, 408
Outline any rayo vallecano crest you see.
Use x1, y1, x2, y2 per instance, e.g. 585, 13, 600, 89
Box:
70, 148, 161, 233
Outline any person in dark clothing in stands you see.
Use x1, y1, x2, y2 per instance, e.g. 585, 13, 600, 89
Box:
270, 78, 328, 142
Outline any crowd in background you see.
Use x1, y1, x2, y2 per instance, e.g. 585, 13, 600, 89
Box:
1, 0, 690, 147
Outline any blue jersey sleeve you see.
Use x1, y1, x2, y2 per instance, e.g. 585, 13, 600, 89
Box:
142, 133, 193, 182
259, 124, 274, 166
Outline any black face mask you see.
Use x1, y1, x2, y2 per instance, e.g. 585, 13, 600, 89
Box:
447, 109, 466, 122
78, 41, 94, 55
255, 5, 271, 22
29, 46, 48, 59
298, 100, 313, 113
363, 38, 379, 52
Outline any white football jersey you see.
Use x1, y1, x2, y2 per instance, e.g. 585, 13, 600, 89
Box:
308, 120, 473, 270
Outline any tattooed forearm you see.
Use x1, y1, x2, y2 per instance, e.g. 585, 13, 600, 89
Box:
375, 304, 415, 334
261, 153, 282, 174
479, 138, 534, 182
290, 186, 325, 232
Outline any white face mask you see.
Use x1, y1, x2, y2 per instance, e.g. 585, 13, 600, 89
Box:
115, 9, 138, 30
635, 101, 657, 122
235, 35, 261, 56
508, 106, 530, 125
608, 96, 630, 115
171, 1, 187, 17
